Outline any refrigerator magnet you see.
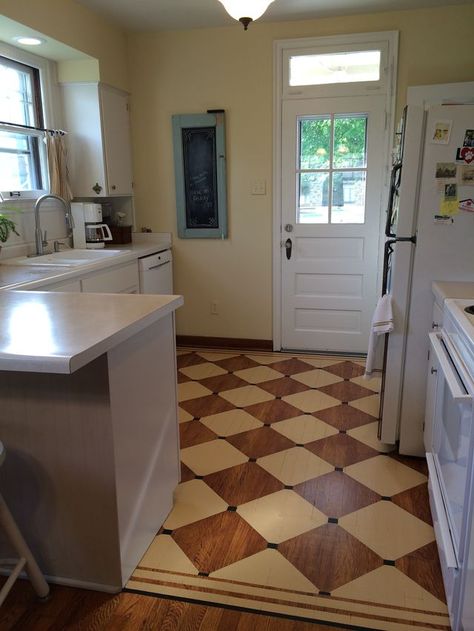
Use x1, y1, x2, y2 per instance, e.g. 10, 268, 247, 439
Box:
435, 162, 457, 180
463, 129, 474, 147
459, 198, 474, 212
457, 146, 474, 164
459, 165, 474, 185
430, 120, 452, 144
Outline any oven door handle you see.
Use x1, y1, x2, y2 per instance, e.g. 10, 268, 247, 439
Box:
429, 333, 472, 403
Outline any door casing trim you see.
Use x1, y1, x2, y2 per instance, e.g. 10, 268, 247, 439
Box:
272, 31, 399, 351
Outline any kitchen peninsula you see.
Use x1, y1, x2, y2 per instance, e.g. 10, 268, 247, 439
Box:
0, 290, 183, 592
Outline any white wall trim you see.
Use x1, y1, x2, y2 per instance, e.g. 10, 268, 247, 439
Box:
272, 31, 399, 351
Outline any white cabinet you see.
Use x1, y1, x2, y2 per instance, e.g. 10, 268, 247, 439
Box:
43, 279, 82, 293
81, 262, 139, 294
61, 83, 133, 197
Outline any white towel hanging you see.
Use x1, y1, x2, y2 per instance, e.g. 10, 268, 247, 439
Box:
365, 293, 394, 378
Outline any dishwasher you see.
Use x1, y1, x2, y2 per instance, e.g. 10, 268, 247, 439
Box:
138, 249, 173, 294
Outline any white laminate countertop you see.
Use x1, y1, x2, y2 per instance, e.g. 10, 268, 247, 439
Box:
432, 281, 474, 305
0, 290, 183, 374
0, 237, 172, 291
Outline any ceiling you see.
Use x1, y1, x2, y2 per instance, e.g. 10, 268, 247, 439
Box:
74, 0, 469, 31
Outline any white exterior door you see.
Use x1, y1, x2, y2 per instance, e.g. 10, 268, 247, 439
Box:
281, 95, 386, 353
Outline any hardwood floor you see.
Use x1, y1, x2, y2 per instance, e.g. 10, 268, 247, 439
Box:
1, 581, 350, 630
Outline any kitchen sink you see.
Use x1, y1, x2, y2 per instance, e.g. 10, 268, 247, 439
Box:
2, 249, 130, 267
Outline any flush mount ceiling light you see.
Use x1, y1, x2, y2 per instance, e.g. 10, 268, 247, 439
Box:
13, 36, 45, 46
218, 0, 275, 30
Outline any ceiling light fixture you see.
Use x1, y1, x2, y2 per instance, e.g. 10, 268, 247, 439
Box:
14, 36, 45, 46
218, 0, 275, 30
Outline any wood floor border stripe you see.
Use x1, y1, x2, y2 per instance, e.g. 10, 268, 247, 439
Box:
128, 576, 449, 631
135, 566, 447, 617
124, 587, 376, 631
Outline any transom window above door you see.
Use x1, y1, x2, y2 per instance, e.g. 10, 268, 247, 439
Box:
289, 50, 381, 87
297, 113, 368, 225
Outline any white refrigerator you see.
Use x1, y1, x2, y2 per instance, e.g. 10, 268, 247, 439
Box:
380, 103, 474, 456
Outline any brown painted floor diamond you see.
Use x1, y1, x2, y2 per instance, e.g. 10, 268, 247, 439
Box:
315, 404, 377, 431
305, 433, 379, 468
396, 542, 446, 603
204, 462, 284, 505
294, 470, 380, 518
257, 376, 310, 397
199, 373, 248, 393
172, 511, 267, 574
179, 394, 235, 418
318, 380, 375, 402
226, 426, 294, 458
245, 399, 302, 423
323, 361, 365, 380
214, 356, 260, 372
177, 371, 192, 383
177, 352, 208, 369
279, 523, 383, 592
392, 483, 433, 525
179, 420, 217, 448
267, 357, 315, 375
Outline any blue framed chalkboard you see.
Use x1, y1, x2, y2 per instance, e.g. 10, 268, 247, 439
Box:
172, 112, 228, 239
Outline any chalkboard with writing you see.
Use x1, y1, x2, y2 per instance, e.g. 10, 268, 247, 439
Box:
172, 112, 227, 239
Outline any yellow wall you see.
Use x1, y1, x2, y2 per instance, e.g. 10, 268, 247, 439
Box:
0, 0, 128, 89
127, 4, 474, 341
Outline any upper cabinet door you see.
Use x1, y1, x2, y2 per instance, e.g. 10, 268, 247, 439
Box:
62, 83, 133, 198
100, 86, 133, 196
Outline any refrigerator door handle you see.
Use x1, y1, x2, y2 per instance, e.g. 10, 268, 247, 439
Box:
385, 162, 403, 238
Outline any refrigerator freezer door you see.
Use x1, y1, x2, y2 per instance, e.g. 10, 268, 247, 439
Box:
380, 106, 425, 445
399, 104, 474, 455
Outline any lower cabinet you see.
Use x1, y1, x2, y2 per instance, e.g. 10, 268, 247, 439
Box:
43, 279, 82, 292
81, 262, 139, 294
42, 261, 140, 295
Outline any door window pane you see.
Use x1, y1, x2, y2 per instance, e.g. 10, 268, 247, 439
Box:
298, 172, 329, 223
297, 113, 368, 225
331, 171, 366, 224
333, 116, 367, 168
299, 117, 330, 169
290, 50, 381, 87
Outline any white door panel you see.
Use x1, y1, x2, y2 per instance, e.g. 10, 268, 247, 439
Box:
281, 96, 386, 352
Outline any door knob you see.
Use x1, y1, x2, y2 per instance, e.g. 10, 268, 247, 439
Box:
284, 224, 293, 233
285, 238, 292, 260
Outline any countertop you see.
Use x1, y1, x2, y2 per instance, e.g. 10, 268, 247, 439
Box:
0, 290, 183, 374
0, 237, 171, 291
432, 281, 474, 305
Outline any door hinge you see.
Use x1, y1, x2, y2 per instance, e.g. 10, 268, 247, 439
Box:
384, 110, 388, 130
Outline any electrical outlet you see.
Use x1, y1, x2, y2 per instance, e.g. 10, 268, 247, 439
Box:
211, 301, 219, 315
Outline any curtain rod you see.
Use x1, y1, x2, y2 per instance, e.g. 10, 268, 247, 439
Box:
0, 120, 67, 135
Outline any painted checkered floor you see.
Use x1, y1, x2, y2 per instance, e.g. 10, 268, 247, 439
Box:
127, 350, 449, 631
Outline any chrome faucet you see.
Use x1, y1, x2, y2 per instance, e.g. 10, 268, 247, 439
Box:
34, 194, 74, 256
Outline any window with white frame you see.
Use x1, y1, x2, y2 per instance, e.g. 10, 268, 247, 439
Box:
0, 54, 48, 196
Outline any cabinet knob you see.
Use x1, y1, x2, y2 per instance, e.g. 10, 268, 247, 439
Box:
432, 321, 439, 330
92, 182, 102, 194
431, 367, 438, 375
111, 184, 117, 191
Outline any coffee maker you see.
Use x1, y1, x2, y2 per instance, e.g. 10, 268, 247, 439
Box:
71, 203, 112, 249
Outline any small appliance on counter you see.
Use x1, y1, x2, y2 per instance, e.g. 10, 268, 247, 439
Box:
71, 203, 113, 249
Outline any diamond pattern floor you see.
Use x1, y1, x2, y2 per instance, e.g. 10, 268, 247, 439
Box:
128, 350, 449, 631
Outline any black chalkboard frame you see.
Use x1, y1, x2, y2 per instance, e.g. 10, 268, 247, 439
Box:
172, 112, 228, 239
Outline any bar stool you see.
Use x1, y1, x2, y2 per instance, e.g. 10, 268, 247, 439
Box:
0, 441, 49, 606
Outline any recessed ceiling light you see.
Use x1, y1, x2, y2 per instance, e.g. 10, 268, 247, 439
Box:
14, 36, 45, 46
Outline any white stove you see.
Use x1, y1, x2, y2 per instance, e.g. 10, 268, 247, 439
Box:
427, 297, 474, 630
444, 299, 474, 384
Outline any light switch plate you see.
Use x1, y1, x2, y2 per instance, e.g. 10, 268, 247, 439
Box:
251, 179, 266, 195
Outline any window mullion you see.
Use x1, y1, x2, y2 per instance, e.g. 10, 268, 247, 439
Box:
328, 114, 335, 224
